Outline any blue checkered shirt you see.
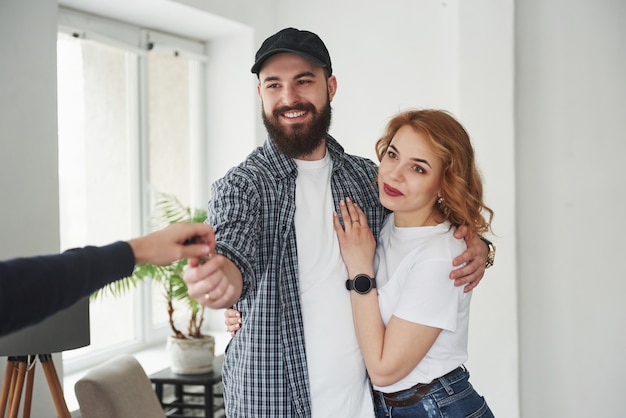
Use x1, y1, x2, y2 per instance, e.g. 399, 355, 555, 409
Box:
210, 135, 385, 417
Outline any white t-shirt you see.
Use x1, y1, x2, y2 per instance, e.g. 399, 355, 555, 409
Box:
374, 214, 471, 393
294, 152, 374, 418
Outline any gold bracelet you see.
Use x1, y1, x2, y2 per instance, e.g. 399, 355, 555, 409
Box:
480, 237, 496, 269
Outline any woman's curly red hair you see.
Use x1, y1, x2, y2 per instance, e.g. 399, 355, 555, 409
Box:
375, 109, 493, 236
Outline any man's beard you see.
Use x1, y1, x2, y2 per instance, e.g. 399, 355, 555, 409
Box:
262, 99, 332, 159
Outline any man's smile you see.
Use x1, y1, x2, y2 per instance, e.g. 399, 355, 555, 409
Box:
283, 110, 307, 119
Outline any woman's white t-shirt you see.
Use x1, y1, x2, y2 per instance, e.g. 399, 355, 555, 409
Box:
374, 214, 472, 393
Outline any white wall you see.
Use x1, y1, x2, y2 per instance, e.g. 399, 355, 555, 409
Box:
516, 0, 626, 417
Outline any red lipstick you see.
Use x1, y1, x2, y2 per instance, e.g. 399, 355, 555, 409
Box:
383, 183, 403, 197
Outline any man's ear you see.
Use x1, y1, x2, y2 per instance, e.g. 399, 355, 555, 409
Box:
327, 75, 337, 101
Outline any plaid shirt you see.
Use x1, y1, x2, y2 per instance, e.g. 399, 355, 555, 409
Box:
210, 135, 384, 417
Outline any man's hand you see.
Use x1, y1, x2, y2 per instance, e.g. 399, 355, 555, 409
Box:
451, 226, 488, 292
184, 250, 243, 310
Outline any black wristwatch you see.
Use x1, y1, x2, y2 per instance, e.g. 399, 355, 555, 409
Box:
480, 237, 496, 269
345, 274, 377, 294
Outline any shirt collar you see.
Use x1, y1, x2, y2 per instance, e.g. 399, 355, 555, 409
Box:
263, 134, 345, 179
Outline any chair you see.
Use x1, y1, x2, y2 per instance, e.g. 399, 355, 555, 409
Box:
74, 354, 166, 418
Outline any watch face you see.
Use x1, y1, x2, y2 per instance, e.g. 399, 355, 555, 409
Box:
354, 275, 372, 294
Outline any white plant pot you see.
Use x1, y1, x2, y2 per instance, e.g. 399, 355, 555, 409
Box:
166, 334, 215, 374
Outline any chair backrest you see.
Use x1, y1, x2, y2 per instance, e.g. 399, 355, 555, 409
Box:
75, 354, 166, 418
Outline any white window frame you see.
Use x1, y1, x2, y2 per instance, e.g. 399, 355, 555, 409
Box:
57, 7, 209, 374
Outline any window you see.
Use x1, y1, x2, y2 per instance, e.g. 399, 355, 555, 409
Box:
57, 9, 208, 373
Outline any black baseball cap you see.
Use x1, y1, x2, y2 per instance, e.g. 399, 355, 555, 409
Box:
251, 27, 332, 75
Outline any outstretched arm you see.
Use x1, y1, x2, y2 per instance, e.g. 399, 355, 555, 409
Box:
0, 222, 215, 337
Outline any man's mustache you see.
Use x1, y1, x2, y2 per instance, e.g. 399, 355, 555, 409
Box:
274, 103, 315, 116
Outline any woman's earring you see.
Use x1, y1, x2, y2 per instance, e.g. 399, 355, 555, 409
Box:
437, 196, 448, 215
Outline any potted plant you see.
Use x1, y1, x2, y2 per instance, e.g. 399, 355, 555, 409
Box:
94, 192, 215, 374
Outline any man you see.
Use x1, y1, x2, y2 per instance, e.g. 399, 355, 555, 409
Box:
183, 28, 491, 417
0, 222, 213, 337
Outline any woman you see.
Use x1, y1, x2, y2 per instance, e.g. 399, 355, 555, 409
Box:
334, 109, 494, 417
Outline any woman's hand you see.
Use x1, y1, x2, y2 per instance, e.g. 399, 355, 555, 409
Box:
332, 198, 376, 278
224, 308, 241, 337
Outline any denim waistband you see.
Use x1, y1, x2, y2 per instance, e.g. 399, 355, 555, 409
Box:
373, 366, 467, 408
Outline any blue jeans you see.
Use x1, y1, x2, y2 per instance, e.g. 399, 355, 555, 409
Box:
373, 367, 494, 418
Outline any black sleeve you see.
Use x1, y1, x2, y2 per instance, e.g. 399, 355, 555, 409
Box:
0, 241, 136, 337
